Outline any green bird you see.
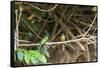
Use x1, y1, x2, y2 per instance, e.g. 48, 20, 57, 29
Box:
39, 35, 48, 50
60, 33, 66, 51
39, 30, 49, 57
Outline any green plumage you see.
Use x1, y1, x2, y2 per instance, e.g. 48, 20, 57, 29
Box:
60, 33, 65, 42
38, 35, 49, 57
39, 35, 48, 51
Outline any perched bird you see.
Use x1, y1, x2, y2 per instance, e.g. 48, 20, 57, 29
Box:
60, 33, 66, 42
60, 33, 66, 51
39, 30, 49, 57
39, 34, 48, 50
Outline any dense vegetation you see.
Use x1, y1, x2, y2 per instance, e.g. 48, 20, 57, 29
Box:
14, 2, 97, 66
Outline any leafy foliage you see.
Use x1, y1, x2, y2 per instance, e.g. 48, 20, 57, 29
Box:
15, 48, 47, 65
29, 50, 47, 64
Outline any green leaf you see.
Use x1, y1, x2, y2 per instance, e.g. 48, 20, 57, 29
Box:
38, 54, 47, 63
17, 49, 24, 62
30, 56, 38, 64
29, 50, 40, 64
24, 52, 30, 64
28, 50, 47, 64
16, 48, 25, 62
28, 50, 40, 56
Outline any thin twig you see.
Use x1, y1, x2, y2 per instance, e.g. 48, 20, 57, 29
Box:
92, 28, 97, 36
19, 40, 33, 43
15, 6, 22, 49
65, 6, 76, 23
85, 42, 90, 61
76, 18, 95, 30
34, 12, 53, 42
68, 29, 86, 51
28, 3, 58, 12
73, 34, 93, 39
71, 21, 83, 34
50, 6, 69, 41
82, 15, 97, 38
15, 10, 18, 50
21, 18, 42, 39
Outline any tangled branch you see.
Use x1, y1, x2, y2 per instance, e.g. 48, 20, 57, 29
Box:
18, 36, 96, 47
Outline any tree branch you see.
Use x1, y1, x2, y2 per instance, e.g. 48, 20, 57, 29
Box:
18, 36, 96, 47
